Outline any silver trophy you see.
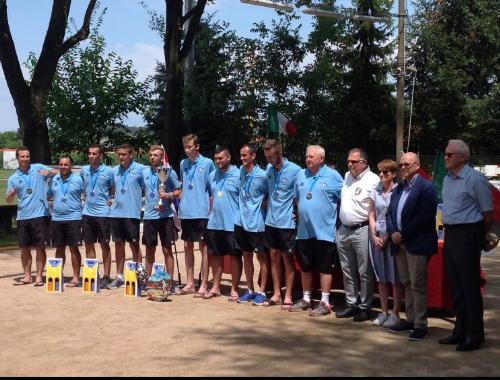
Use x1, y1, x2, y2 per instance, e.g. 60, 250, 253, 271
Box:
157, 165, 170, 210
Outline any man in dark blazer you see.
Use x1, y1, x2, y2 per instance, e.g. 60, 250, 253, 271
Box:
386, 152, 438, 341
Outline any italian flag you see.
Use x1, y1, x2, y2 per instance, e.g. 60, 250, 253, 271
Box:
268, 106, 298, 137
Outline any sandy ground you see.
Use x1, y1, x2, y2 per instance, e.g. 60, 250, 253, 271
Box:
0, 241, 499, 377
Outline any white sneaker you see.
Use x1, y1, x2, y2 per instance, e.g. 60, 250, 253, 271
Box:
373, 312, 389, 326
382, 313, 401, 328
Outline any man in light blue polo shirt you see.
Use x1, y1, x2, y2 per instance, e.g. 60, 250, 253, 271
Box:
440, 139, 493, 351
289, 145, 343, 316
142, 145, 182, 279
234, 143, 269, 305
108, 144, 145, 289
177, 133, 215, 297
204, 147, 240, 300
80, 144, 114, 287
48, 155, 85, 287
263, 139, 301, 308
6, 146, 55, 286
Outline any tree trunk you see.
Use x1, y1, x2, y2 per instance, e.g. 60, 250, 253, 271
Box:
0, 0, 96, 164
163, 0, 184, 172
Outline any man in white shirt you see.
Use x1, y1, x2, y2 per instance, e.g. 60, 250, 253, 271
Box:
336, 148, 379, 322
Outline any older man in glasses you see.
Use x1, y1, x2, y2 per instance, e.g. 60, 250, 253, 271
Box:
336, 148, 379, 322
386, 152, 438, 342
439, 140, 492, 351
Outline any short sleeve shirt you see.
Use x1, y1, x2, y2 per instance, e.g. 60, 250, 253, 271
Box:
81, 164, 114, 217
179, 154, 216, 220
48, 173, 85, 221
442, 165, 493, 224
207, 166, 240, 231
110, 162, 145, 219
265, 158, 301, 229
7, 163, 50, 220
142, 166, 181, 220
295, 166, 343, 242
235, 165, 268, 232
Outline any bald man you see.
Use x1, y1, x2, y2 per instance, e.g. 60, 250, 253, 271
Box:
386, 152, 438, 341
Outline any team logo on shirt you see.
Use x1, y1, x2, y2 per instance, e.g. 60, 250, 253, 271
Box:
197, 167, 205, 173
281, 178, 288, 184
355, 187, 362, 195
319, 182, 327, 189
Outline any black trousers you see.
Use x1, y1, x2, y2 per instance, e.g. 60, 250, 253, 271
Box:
443, 223, 484, 341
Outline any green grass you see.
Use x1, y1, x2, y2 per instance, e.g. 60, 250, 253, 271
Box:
0, 169, 16, 206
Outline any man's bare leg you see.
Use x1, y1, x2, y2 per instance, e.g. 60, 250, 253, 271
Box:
20, 247, 33, 283
34, 246, 46, 284
269, 248, 283, 302
69, 246, 82, 284
230, 255, 242, 298
282, 253, 295, 305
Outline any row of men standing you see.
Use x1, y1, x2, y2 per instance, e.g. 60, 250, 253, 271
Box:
7, 136, 492, 351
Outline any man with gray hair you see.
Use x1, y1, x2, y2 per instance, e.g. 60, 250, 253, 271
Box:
336, 148, 379, 322
289, 145, 343, 316
439, 139, 493, 351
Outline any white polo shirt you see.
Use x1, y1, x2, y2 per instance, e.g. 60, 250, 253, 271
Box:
339, 167, 379, 226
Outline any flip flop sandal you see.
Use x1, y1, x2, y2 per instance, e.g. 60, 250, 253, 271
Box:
33, 281, 44, 287
193, 291, 209, 298
13, 280, 32, 286
203, 292, 221, 299
263, 298, 282, 307
281, 302, 294, 310
66, 281, 80, 288
175, 287, 196, 296
227, 295, 239, 302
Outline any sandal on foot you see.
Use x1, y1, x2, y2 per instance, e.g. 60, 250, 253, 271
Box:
263, 298, 281, 306
203, 292, 221, 299
281, 302, 294, 310
176, 287, 196, 296
13, 279, 32, 286
33, 281, 44, 287
228, 294, 239, 302
66, 281, 80, 288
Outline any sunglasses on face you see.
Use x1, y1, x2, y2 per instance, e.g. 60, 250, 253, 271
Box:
347, 159, 365, 165
399, 162, 416, 168
379, 170, 393, 175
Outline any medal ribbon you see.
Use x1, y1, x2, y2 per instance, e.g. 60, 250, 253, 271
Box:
307, 166, 325, 194
243, 166, 257, 196
90, 164, 102, 194
119, 161, 135, 191
61, 173, 73, 199
21, 167, 33, 196
150, 167, 159, 195
185, 159, 198, 188
216, 169, 229, 193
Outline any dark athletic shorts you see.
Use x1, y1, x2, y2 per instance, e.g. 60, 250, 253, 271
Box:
206, 229, 240, 257
234, 225, 267, 253
180, 218, 208, 242
295, 239, 337, 274
111, 218, 140, 244
265, 225, 296, 254
50, 220, 82, 247
82, 215, 111, 244
142, 218, 177, 247
17, 216, 49, 248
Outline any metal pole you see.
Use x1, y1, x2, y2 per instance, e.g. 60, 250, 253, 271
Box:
407, 74, 416, 152
396, 0, 405, 161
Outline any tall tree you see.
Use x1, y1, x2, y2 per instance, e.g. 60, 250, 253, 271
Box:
335, 0, 395, 158
27, 28, 151, 160
408, 0, 500, 154
0, 0, 97, 163
143, 0, 209, 171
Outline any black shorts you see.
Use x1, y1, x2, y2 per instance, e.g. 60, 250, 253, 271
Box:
265, 225, 296, 254
142, 218, 178, 247
82, 215, 111, 244
206, 229, 240, 257
180, 218, 208, 242
234, 225, 266, 253
111, 218, 140, 244
50, 220, 82, 247
17, 216, 49, 248
295, 239, 337, 274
